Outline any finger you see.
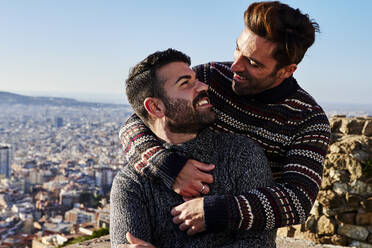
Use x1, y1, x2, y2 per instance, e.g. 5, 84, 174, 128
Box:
172, 215, 183, 224
181, 189, 200, 198
197, 170, 214, 184
171, 206, 181, 216
199, 183, 210, 195
193, 161, 215, 172
183, 196, 194, 202
179, 222, 189, 231
187, 226, 199, 236
126, 232, 149, 245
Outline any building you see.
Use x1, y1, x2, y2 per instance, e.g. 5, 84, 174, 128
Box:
64, 207, 96, 224
95, 166, 115, 194
0, 144, 11, 178
55, 117, 63, 128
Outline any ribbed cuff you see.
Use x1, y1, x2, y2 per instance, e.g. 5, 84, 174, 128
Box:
204, 195, 229, 231
156, 153, 188, 189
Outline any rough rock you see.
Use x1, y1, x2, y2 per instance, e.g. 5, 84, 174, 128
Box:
305, 215, 318, 232
338, 224, 369, 241
336, 212, 356, 225
333, 182, 349, 195
318, 190, 345, 209
349, 181, 368, 194
339, 119, 365, 135
362, 197, 372, 211
329, 167, 350, 184
356, 212, 372, 225
346, 158, 363, 181
349, 240, 372, 248
330, 234, 348, 246
330, 118, 343, 133
362, 120, 372, 136
346, 193, 362, 208
318, 215, 336, 235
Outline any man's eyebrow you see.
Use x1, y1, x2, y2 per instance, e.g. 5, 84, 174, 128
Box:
235, 39, 264, 67
175, 75, 191, 84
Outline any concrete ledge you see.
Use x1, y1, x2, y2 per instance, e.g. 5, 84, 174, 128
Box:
65, 235, 110, 248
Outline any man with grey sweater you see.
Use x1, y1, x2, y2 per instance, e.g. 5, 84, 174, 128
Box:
110, 49, 275, 248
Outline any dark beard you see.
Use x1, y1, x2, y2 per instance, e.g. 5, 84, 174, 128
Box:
162, 91, 216, 134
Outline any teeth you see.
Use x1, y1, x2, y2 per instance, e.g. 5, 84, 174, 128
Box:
236, 74, 247, 80
197, 99, 209, 106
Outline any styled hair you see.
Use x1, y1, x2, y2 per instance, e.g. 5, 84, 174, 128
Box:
244, 1, 320, 69
125, 48, 191, 124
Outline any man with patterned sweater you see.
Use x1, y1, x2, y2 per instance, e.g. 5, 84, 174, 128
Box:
119, 1, 330, 237
111, 49, 275, 248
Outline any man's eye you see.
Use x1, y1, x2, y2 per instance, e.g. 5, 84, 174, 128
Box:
249, 59, 258, 67
181, 81, 189, 86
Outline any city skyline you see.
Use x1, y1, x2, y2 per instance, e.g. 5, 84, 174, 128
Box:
1, 1, 372, 104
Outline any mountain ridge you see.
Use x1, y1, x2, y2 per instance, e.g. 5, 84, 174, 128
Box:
0, 91, 127, 108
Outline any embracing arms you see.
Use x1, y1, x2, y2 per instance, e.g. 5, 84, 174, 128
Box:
119, 108, 330, 233
120, 114, 214, 197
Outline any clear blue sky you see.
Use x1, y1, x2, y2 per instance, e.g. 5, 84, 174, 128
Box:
1, 1, 371, 104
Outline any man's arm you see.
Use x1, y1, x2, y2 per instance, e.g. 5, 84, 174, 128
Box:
172, 110, 330, 232
119, 114, 214, 196
224, 111, 330, 231
110, 170, 153, 248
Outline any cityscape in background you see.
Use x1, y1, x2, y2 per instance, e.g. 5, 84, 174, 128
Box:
0, 91, 132, 247
0, 91, 371, 247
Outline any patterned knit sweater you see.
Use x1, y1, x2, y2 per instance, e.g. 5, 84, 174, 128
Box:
119, 61, 331, 231
111, 128, 275, 248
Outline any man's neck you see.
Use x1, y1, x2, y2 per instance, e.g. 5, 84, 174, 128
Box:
149, 120, 197, 145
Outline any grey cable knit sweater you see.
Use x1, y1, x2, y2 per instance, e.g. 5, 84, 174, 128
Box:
110, 128, 275, 248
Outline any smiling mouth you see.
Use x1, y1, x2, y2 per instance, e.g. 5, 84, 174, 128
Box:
234, 73, 249, 81
196, 97, 211, 107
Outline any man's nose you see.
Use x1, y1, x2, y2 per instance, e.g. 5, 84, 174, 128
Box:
231, 54, 244, 73
195, 80, 208, 92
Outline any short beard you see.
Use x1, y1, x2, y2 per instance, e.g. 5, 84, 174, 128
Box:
232, 68, 279, 96
162, 92, 216, 134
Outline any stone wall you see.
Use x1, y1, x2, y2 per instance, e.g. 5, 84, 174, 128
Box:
278, 116, 372, 248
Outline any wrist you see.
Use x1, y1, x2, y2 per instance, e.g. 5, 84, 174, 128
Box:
157, 153, 187, 189
203, 195, 229, 231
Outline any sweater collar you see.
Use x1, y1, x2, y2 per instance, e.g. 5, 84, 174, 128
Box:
243, 76, 299, 103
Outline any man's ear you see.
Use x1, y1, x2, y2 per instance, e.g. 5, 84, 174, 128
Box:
144, 97, 165, 119
277, 64, 297, 79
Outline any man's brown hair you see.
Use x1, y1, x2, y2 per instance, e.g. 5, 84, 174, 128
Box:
244, 1, 319, 69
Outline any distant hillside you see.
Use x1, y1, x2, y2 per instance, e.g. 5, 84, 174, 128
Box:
0, 91, 126, 108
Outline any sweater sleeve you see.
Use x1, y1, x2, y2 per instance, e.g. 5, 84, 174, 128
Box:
204, 109, 330, 231
119, 114, 187, 189
110, 170, 152, 248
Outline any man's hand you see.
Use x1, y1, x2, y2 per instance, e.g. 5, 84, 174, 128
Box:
173, 159, 214, 197
117, 232, 156, 248
171, 197, 206, 236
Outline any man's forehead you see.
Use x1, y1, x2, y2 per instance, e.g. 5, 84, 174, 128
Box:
238, 27, 277, 59
156, 61, 191, 82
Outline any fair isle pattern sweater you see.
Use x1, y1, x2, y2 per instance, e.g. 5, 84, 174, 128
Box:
119, 62, 331, 231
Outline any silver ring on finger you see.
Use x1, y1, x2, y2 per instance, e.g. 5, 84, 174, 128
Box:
200, 184, 206, 194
